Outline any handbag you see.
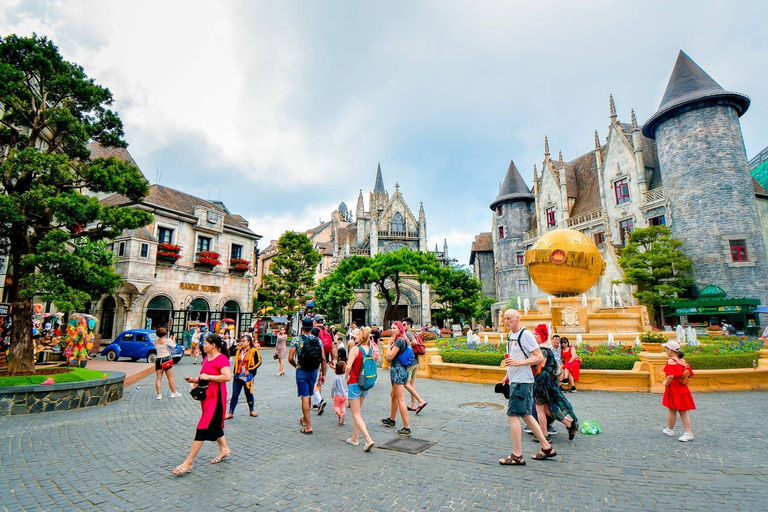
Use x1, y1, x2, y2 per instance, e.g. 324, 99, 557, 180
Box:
190, 381, 209, 401
160, 356, 173, 370
273, 352, 278, 360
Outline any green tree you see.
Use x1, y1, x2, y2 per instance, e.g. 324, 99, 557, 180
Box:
260, 231, 321, 315
618, 225, 694, 320
0, 35, 152, 373
347, 248, 440, 325
431, 265, 484, 325
313, 256, 366, 324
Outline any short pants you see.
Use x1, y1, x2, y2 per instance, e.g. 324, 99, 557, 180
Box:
296, 368, 319, 397
348, 382, 369, 400
506, 382, 533, 417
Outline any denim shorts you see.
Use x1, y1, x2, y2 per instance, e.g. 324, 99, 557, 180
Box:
348, 382, 369, 400
506, 382, 533, 417
295, 368, 318, 397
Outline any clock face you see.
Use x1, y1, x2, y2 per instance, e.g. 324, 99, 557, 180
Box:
382, 241, 409, 253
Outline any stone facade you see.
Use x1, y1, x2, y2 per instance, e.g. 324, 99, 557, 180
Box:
0, 372, 125, 416
469, 233, 496, 299
483, 51, 768, 312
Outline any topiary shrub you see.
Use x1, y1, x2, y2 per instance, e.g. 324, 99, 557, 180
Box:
440, 351, 505, 366
420, 331, 437, 341
580, 356, 639, 370
685, 353, 757, 369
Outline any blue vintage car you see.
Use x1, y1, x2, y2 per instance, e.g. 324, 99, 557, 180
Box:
101, 329, 184, 364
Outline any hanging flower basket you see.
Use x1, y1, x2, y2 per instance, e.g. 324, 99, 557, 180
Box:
229, 258, 250, 272
157, 243, 182, 263
196, 251, 222, 267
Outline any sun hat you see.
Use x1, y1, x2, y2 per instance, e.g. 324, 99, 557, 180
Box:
661, 340, 681, 352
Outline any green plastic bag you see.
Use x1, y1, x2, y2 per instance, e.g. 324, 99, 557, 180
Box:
579, 419, 601, 435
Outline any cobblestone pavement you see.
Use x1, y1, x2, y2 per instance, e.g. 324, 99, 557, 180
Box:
1, 353, 767, 511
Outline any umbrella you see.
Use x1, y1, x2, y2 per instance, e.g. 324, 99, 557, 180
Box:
221, 318, 236, 324
751, 306, 768, 313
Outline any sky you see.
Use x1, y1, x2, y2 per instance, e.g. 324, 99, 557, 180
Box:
2, 0, 768, 265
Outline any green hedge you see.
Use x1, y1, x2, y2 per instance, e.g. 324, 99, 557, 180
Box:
580, 356, 639, 370
438, 351, 759, 370
440, 351, 504, 366
685, 353, 757, 369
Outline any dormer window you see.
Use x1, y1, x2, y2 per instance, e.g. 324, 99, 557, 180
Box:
546, 207, 556, 227
614, 178, 630, 205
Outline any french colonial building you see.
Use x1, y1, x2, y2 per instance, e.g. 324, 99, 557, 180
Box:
477, 51, 768, 315
259, 164, 450, 327
98, 183, 261, 341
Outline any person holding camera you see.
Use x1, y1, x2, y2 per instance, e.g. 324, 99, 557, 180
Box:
172, 334, 232, 476
154, 327, 181, 400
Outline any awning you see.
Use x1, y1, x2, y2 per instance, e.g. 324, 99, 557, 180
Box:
262, 316, 288, 323
666, 296, 761, 316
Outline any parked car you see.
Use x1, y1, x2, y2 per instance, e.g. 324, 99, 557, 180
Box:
101, 329, 184, 364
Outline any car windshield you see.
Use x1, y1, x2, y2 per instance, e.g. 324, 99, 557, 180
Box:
149, 333, 159, 342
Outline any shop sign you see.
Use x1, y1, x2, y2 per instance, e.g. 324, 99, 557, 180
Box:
179, 283, 221, 293
675, 307, 697, 314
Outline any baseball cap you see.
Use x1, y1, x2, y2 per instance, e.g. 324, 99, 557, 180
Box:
302, 317, 314, 328
661, 340, 681, 352
313, 314, 324, 324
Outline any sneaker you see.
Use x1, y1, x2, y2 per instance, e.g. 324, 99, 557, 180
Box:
381, 418, 396, 428
662, 428, 675, 437
569, 387, 577, 393
532, 435, 552, 443
317, 400, 326, 416
170, 392, 182, 398
678, 432, 694, 442
156, 394, 163, 400
396, 427, 412, 437
547, 427, 558, 435
523, 427, 533, 435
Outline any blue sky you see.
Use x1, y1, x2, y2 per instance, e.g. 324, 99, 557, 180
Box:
2, 0, 768, 264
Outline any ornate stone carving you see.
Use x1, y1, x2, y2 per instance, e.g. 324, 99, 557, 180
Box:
560, 307, 580, 326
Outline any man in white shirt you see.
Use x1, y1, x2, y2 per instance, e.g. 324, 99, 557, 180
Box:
498, 309, 557, 466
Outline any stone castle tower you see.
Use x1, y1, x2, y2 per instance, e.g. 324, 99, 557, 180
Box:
643, 51, 768, 302
490, 160, 535, 301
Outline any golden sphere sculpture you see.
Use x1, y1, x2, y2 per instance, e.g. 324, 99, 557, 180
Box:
525, 228, 605, 296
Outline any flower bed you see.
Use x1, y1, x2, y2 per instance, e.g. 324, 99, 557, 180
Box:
420, 331, 437, 341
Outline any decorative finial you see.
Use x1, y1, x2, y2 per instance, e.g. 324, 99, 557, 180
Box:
558, 150, 563, 165
609, 94, 617, 120
594, 130, 600, 150
544, 136, 550, 157
631, 109, 637, 129
395, 182, 399, 191
533, 164, 538, 180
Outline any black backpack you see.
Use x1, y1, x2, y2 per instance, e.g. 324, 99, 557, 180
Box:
297, 334, 323, 371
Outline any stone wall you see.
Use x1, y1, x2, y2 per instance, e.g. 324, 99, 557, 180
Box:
0, 372, 125, 416
656, 105, 768, 304
493, 201, 533, 301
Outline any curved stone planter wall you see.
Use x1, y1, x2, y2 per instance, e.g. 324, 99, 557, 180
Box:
0, 372, 125, 416
420, 349, 768, 393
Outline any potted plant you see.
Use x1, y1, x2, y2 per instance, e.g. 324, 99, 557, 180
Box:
156, 242, 182, 263
639, 330, 668, 352
706, 324, 723, 337
229, 257, 250, 272
195, 251, 222, 268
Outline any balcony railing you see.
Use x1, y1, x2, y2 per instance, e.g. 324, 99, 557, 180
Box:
378, 230, 419, 239
523, 229, 538, 242
566, 208, 605, 228
642, 188, 664, 204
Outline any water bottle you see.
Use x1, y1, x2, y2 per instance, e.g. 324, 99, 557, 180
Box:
753, 360, 758, 370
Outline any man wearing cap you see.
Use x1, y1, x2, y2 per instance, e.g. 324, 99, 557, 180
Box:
289, 317, 327, 433
311, 314, 333, 415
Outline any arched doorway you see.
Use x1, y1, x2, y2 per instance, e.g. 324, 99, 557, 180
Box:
222, 300, 241, 333
145, 295, 174, 330
188, 298, 210, 325
100, 296, 116, 340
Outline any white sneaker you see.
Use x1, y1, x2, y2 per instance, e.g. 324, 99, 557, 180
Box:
156, 394, 163, 400
678, 432, 694, 442
662, 428, 675, 436
170, 392, 182, 398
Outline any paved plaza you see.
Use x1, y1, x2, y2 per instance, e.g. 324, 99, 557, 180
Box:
1, 353, 767, 511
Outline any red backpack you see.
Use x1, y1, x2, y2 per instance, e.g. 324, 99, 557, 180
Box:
412, 332, 426, 356
317, 327, 333, 354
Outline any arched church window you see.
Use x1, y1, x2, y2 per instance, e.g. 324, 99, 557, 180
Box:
391, 212, 405, 233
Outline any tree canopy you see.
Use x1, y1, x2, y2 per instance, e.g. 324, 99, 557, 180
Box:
0, 35, 152, 372
431, 264, 486, 325
618, 225, 693, 319
260, 231, 321, 315
313, 256, 367, 324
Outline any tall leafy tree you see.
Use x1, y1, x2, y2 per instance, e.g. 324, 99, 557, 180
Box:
618, 225, 694, 320
260, 231, 321, 315
431, 264, 485, 325
347, 248, 440, 325
0, 35, 152, 372
313, 256, 366, 324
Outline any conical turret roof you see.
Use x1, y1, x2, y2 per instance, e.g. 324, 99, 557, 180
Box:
490, 160, 534, 210
643, 51, 750, 138
373, 163, 385, 194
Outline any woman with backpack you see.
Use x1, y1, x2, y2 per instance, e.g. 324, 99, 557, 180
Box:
381, 321, 412, 437
226, 334, 261, 419
344, 327, 375, 452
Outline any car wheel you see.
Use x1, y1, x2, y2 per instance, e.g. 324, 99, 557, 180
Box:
173, 357, 182, 364
105, 350, 118, 362
147, 352, 157, 364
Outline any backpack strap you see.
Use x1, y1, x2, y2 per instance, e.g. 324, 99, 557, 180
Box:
509, 327, 530, 358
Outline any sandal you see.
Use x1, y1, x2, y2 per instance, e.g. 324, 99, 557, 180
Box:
407, 406, 418, 412
364, 440, 375, 452
416, 402, 428, 415
568, 421, 578, 440
300, 427, 313, 435
250, 411, 258, 417
210, 453, 231, 464
531, 447, 557, 460
499, 454, 526, 466
172, 465, 193, 475
225, 413, 234, 420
